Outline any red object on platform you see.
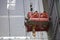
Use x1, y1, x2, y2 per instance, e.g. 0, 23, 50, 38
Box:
29, 12, 49, 22
25, 11, 49, 32
28, 12, 33, 18
25, 23, 49, 32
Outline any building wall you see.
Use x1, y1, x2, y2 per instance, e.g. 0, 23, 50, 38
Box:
0, 0, 44, 38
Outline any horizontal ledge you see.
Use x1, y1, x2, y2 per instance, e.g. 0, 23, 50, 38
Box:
0, 15, 24, 18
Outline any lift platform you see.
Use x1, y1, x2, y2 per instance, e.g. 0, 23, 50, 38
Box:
25, 11, 49, 32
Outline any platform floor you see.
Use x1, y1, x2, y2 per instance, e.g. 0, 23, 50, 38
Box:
0, 31, 48, 40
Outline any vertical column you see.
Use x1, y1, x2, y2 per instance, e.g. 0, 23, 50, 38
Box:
39, 0, 44, 13
0, 0, 9, 36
